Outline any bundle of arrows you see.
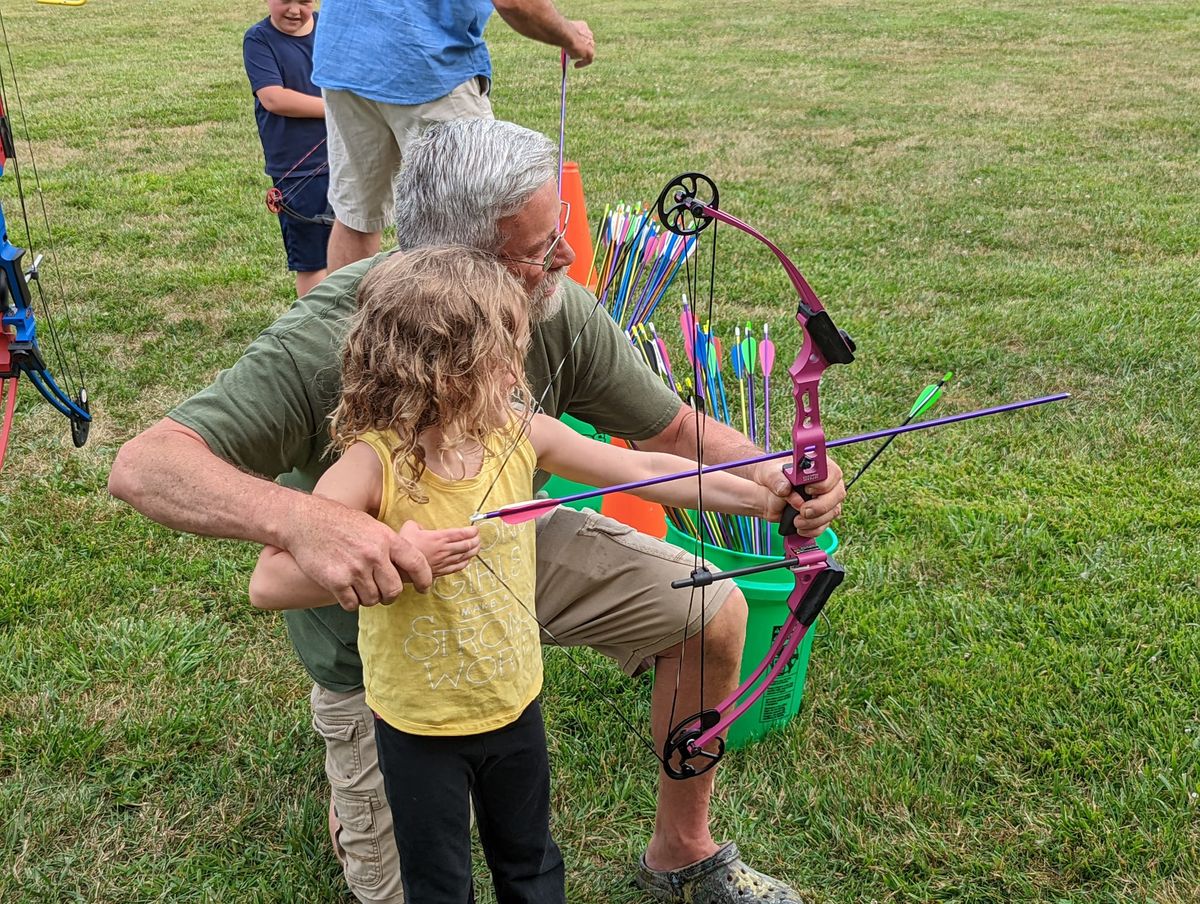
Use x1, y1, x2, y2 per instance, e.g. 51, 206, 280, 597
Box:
629, 299, 781, 555
586, 202, 697, 333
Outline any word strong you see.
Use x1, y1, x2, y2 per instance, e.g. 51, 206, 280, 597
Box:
409, 519, 538, 691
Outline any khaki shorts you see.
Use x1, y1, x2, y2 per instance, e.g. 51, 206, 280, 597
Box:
533, 506, 735, 675
324, 79, 494, 233
310, 507, 734, 901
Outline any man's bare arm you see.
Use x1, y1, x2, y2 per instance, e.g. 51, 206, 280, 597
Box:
108, 418, 436, 600
492, 0, 594, 66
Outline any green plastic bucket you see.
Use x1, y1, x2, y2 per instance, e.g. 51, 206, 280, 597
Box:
664, 521, 838, 749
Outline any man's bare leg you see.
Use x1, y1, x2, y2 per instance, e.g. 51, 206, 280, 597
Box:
328, 798, 346, 866
327, 219, 382, 273
643, 588, 748, 871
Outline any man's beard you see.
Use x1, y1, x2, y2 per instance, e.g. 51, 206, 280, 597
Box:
529, 271, 564, 322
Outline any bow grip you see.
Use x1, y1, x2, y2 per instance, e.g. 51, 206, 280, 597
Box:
778, 483, 810, 538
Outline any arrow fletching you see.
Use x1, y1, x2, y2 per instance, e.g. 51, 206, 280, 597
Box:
758, 324, 776, 376
908, 371, 954, 419
472, 497, 563, 526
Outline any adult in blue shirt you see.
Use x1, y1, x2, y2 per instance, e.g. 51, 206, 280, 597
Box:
313, 0, 595, 275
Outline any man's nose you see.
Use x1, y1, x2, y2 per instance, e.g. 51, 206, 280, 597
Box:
554, 236, 576, 270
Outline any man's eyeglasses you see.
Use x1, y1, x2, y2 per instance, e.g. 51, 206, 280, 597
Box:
500, 200, 570, 272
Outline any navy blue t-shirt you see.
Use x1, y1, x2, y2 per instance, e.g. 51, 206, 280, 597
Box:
243, 15, 328, 178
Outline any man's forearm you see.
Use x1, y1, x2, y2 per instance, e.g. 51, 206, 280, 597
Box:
636, 403, 846, 535
108, 419, 300, 548
635, 406, 763, 475
492, 0, 575, 48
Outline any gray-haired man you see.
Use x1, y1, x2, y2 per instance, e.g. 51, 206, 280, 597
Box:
110, 119, 844, 904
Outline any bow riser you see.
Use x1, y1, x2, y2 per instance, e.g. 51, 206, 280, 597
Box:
786, 334, 832, 491
0, 190, 38, 376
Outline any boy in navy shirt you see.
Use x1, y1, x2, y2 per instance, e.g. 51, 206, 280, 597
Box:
244, 0, 331, 297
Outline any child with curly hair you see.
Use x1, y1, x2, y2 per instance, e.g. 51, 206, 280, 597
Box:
248, 247, 782, 904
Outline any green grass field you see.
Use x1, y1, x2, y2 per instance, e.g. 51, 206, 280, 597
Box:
1, 1, 1197, 901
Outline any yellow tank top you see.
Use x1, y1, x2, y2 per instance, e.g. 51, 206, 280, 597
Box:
357, 426, 540, 736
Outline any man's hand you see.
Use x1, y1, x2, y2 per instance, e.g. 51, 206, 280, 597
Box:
753, 456, 846, 539
564, 19, 594, 66
281, 493, 436, 610
399, 521, 481, 581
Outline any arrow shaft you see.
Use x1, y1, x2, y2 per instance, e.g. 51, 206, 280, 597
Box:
478, 393, 1069, 521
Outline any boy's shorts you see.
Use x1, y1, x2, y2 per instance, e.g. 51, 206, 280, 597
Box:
324, 78, 494, 234
274, 173, 333, 273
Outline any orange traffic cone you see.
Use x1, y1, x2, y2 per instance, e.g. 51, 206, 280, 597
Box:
560, 161, 598, 289
558, 163, 664, 537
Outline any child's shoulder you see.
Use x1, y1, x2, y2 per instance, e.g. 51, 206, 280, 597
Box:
243, 16, 272, 41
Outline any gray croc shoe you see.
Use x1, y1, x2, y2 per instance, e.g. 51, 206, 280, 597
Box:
634, 842, 807, 903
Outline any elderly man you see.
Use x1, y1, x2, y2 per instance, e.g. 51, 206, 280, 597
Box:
109, 119, 844, 904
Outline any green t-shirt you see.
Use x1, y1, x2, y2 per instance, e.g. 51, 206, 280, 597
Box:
170, 252, 681, 691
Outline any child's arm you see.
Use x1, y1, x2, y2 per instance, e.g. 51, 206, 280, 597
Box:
528, 414, 778, 520
249, 443, 480, 610
243, 28, 324, 119
255, 86, 325, 119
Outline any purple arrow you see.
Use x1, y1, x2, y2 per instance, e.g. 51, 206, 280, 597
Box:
472, 392, 1070, 524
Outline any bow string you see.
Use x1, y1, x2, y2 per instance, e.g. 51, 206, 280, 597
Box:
263, 138, 334, 226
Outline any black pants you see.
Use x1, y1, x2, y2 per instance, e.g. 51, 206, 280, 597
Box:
375, 699, 565, 904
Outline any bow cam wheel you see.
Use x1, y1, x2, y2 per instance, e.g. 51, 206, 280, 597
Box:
662, 709, 725, 780
655, 173, 719, 237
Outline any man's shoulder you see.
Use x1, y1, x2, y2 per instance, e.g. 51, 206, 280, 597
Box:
558, 277, 598, 312
538, 279, 599, 334
262, 254, 381, 347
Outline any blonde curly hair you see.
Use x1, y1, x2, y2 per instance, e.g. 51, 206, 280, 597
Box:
330, 247, 534, 502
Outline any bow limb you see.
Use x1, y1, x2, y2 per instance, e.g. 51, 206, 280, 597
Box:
264, 182, 335, 226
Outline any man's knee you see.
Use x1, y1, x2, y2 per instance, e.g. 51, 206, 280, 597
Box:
701, 588, 748, 662
657, 588, 748, 667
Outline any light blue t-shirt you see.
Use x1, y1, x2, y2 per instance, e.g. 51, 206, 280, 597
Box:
312, 0, 494, 105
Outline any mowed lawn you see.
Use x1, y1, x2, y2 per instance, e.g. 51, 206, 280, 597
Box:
1, 1, 1197, 901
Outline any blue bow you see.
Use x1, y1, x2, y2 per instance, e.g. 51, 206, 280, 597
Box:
0, 46, 92, 466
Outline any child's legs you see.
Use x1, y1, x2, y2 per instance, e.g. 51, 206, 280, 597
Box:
374, 717, 476, 904
472, 700, 565, 904
274, 174, 332, 290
